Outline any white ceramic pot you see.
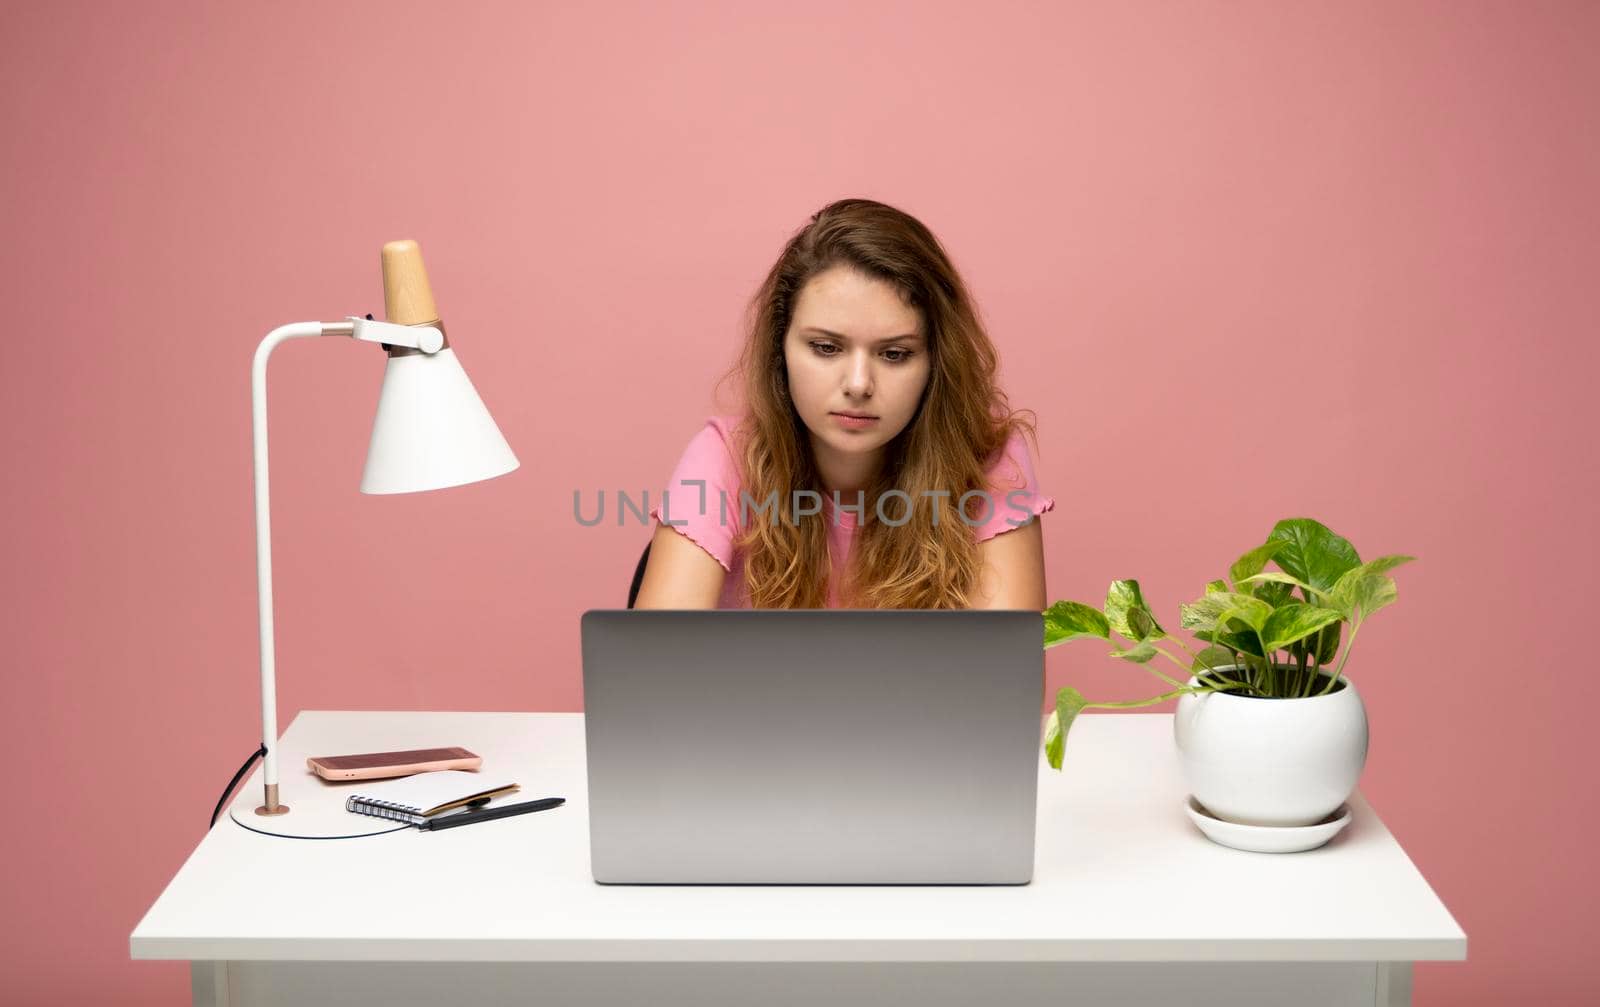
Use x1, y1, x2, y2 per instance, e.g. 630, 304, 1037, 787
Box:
1173, 667, 1368, 828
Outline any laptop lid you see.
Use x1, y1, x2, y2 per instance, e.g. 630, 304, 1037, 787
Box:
580, 609, 1044, 884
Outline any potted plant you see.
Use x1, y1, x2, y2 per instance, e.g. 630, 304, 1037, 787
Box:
1041, 518, 1412, 828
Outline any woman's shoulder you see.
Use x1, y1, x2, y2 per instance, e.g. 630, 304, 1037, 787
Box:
676, 414, 744, 476
649, 414, 748, 573
982, 425, 1039, 487
975, 423, 1053, 540
704, 413, 742, 445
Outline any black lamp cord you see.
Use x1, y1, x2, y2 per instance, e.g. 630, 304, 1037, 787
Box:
211, 743, 268, 829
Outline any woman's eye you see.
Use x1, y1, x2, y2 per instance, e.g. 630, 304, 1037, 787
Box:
810, 341, 840, 356
882, 348, 913, 363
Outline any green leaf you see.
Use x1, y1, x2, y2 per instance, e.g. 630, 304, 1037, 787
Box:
1260, 603, 1346, 653
1043, 601, 1111, 648
1191, 645, 1239, 675
1268, 518, 1362, 593
1179, 591, 1272, 632
1196, 628, 1264, 657
1179, 599, 1220, 631
1360, 554, 1416, 577
1252, 579, 1295, 607
1238, 570, 1335, 604
1205, 579, 1228, 594
1109, 641, 1158, 663
1222, 598, 1274, 632
1045, 687, 1090, 770
1104, 580, 1166, 641
1044, 710, 1063, 769
1339, 572, 1399, 621
1329, 555, 1415, 618
1129, 608, 1162, 641
1228, 540, 1286, 590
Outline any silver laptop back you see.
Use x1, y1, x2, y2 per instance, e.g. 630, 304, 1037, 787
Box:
580, 610, 1044, 884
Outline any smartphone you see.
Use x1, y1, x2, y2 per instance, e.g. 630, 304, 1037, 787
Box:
306, 746, 482, 781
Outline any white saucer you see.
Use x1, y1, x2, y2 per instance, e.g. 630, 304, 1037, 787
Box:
1185, 796, 1352, 853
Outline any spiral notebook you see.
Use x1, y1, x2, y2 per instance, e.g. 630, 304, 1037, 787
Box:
345, 770, 520, 826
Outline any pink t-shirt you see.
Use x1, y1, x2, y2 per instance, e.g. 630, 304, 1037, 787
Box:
646, 416, 1055, 608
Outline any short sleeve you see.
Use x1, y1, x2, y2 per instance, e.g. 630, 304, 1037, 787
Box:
646, 417, 743, 573
972, 429, 1054, 542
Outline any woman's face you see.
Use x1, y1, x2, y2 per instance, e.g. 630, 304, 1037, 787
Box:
783, 265, 932, 464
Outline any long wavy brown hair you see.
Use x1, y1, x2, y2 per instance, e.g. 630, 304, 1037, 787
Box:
716, 198, 1035, 608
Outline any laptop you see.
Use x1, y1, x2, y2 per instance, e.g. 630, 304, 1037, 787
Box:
579, 609, 1044, 884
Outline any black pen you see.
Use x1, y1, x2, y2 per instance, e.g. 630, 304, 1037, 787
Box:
422, 797, 566, 831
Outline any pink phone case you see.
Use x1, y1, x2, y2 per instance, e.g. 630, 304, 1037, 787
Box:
306, 749, 484, 781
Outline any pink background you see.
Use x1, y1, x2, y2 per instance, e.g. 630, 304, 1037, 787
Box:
2, 0, 1595, 1001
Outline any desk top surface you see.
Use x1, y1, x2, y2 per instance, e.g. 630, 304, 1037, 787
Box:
131, 711, 1465, 964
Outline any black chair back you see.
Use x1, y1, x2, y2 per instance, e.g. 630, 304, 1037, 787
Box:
626, 541, 652, 609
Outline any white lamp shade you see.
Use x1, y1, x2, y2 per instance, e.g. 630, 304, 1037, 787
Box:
360, 347, 519, 494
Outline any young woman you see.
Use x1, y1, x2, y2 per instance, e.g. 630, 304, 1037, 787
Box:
636, 198, 1051, 610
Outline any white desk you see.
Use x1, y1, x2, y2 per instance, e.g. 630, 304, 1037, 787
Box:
132, 711, 1465, 1006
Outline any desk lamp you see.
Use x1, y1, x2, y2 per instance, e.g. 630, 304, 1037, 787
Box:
246, 239, 517, 826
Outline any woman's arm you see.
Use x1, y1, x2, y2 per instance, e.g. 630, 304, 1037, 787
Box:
971, 517, 1047, 610
632, 521, 728, 609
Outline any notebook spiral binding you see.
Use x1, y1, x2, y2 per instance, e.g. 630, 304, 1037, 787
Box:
346, 796, 428, 825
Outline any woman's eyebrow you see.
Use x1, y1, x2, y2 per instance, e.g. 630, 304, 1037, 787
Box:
801, 326, 924, 344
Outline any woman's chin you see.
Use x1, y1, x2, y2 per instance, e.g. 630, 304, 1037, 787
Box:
813, 426, 886, 454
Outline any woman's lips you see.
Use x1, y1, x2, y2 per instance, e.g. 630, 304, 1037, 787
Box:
831, 412, 880, 430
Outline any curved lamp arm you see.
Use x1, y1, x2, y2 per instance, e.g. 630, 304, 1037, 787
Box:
250, 321, 341, 815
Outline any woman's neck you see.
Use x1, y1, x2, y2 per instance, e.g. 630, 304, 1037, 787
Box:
808, 433, 885, 497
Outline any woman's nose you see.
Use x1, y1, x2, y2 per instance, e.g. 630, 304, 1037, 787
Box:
844, 351, 874, 397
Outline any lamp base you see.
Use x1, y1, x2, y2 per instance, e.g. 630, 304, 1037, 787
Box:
228, 712, 417, 839
254, 783, 290, 816
229, 776, 405, 840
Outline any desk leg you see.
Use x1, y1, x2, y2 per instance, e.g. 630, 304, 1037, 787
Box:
191, 962, 231, 1007
1376, 962, 1413, 1006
